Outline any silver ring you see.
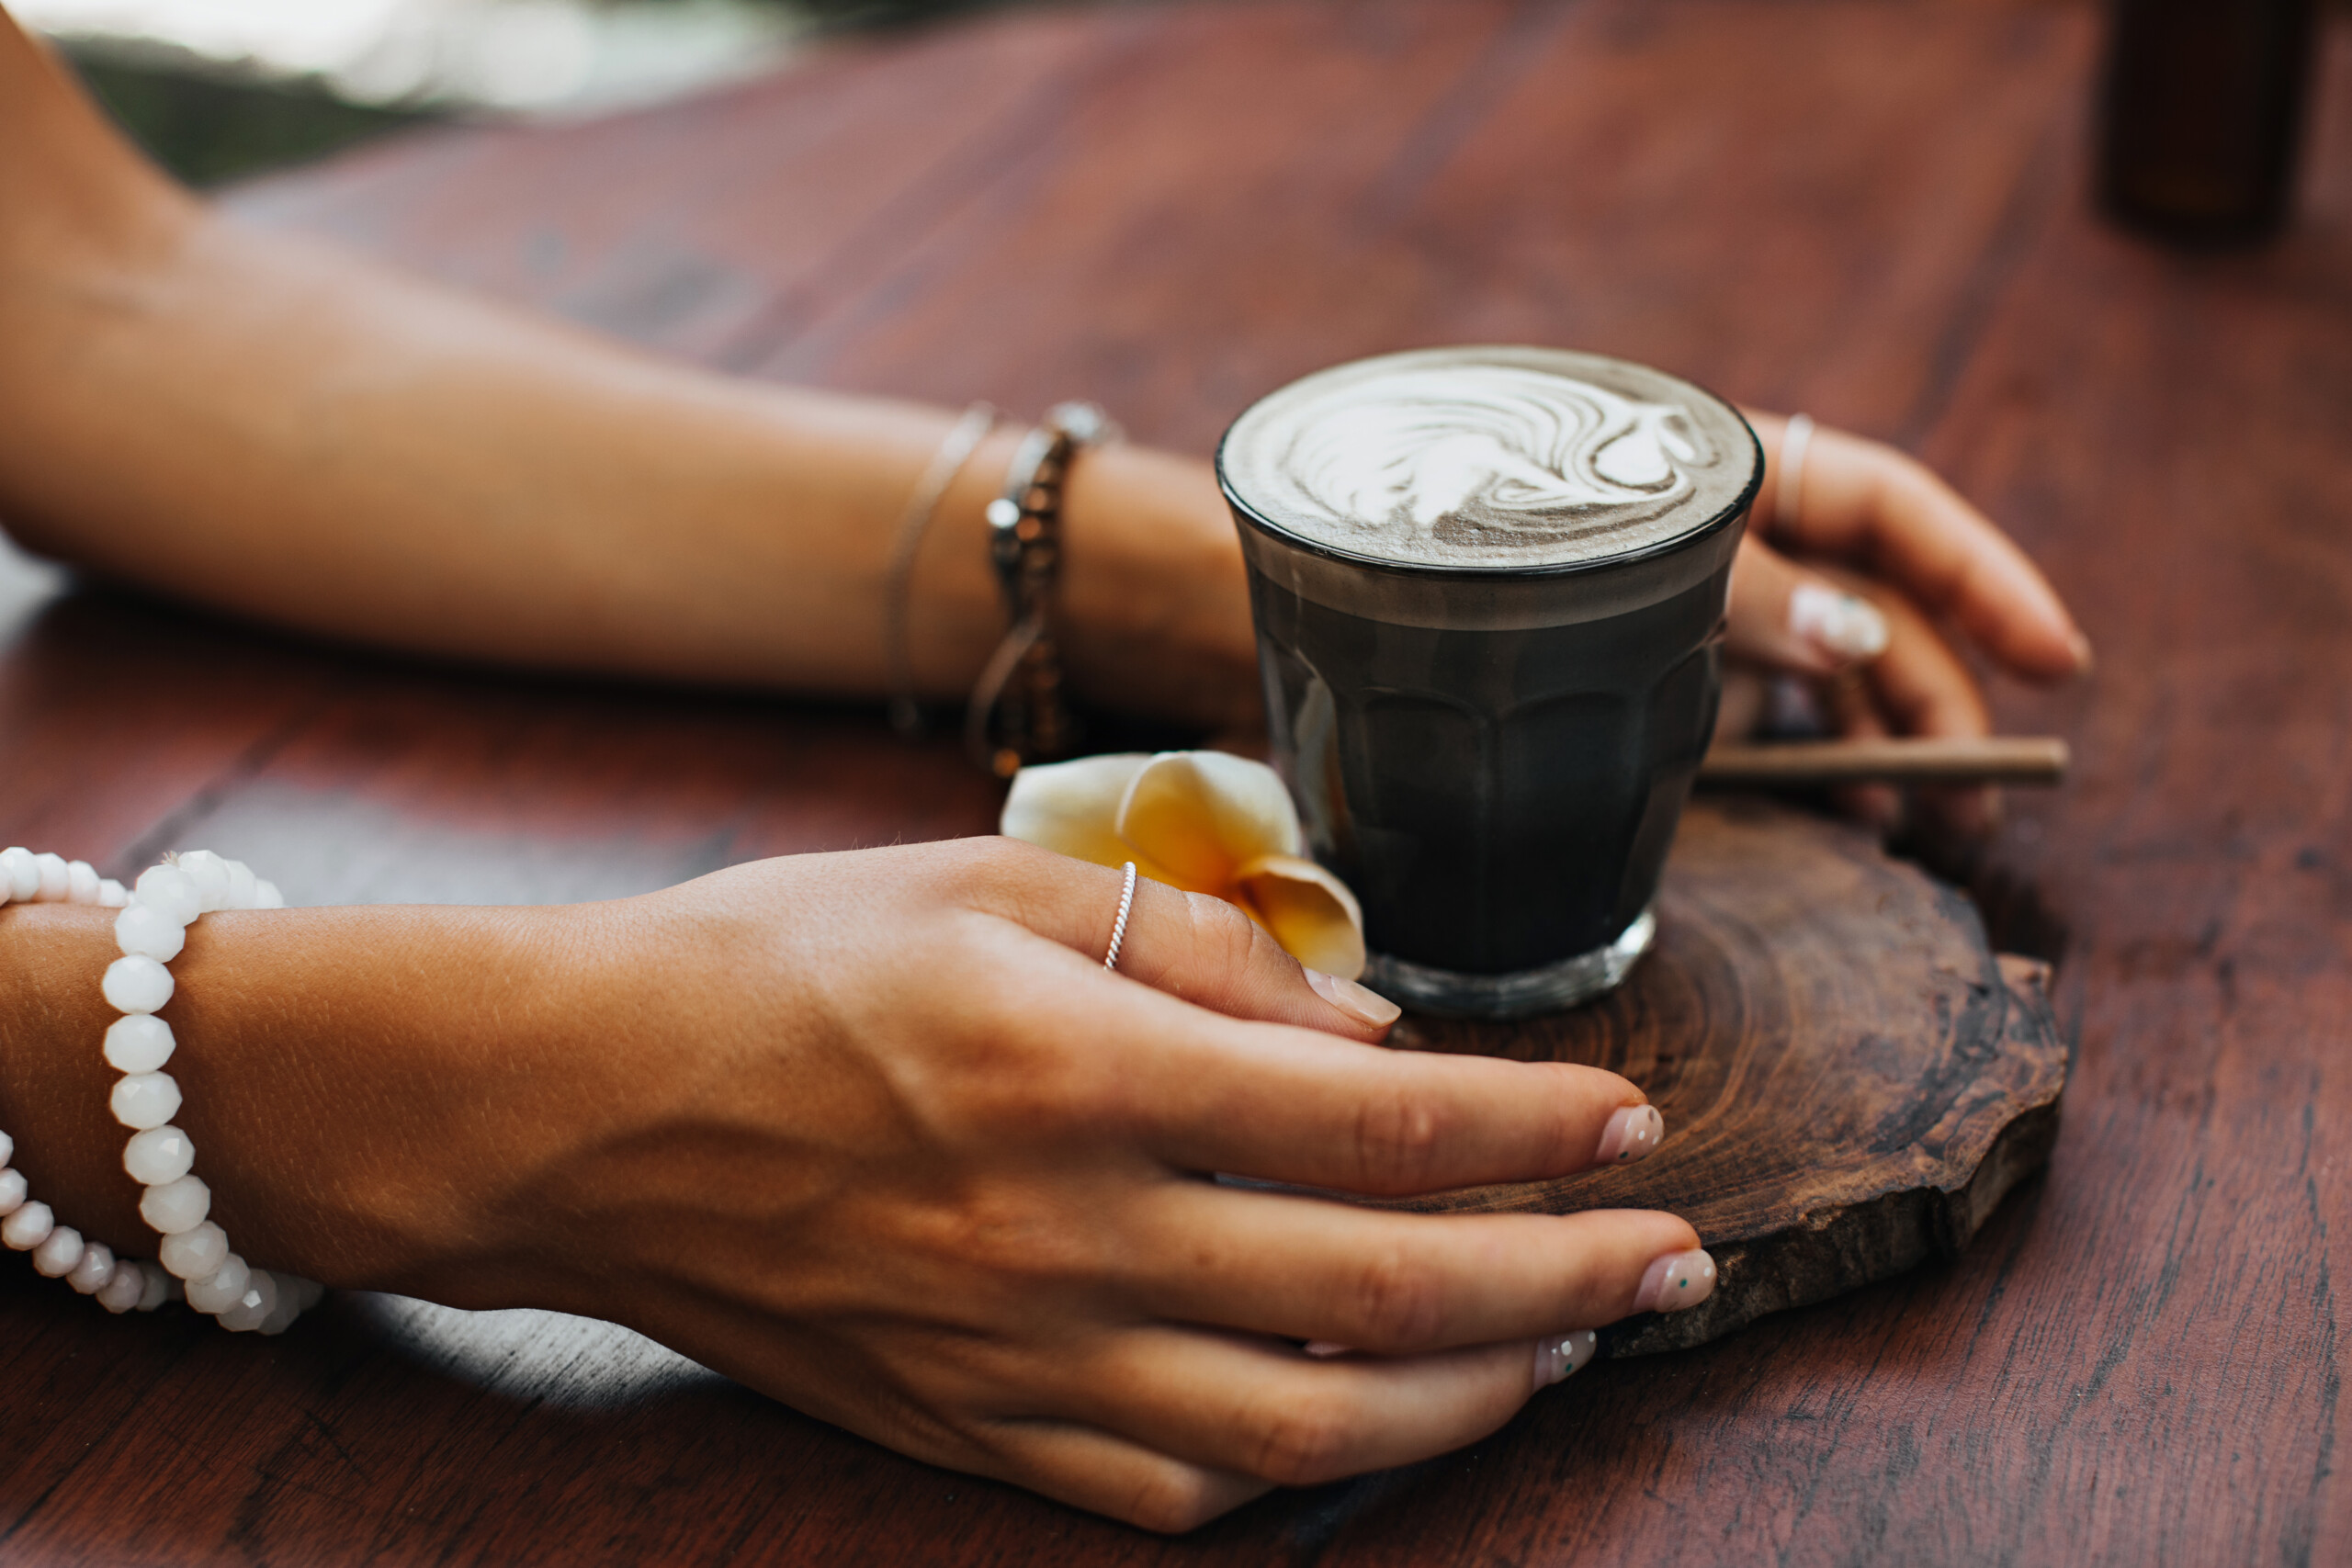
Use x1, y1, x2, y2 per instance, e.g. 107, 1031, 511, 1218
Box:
1774, 412, 1815, 534
1102, 861, 1137, 971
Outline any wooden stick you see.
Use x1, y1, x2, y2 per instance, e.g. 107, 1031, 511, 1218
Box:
1699, 736, 2070, 786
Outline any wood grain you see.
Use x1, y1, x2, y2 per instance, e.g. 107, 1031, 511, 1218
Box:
0, 0, 2345, 1563
1370, 797, 2067, 1359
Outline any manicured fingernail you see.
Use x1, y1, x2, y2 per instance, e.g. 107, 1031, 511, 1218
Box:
1305, 968, 1402, 1029
1532, 1328, 1600, 1389
1789, 584, 1889, 662
1594, 1103, 1665, 1165
2068, 629, 2095, 674
1632, 1249, 1717, 1314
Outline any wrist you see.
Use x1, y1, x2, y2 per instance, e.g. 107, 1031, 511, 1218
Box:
1058, 444, 1261, 730
907, 432, 1261, 733
0, 899, 590, 1307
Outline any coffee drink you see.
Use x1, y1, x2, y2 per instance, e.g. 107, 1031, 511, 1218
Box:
1218, 346, 1760, 1018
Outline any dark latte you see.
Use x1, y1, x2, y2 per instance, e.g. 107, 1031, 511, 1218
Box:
1218, 346, 1761, 1018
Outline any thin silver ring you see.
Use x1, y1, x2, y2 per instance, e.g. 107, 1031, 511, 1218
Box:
1102, 861, 1137, 971
1774, 412, 1815, 534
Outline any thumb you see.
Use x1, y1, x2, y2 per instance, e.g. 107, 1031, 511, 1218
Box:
1726, 534, 1891, 675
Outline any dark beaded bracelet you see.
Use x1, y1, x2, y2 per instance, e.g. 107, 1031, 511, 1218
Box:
965, 400, 1117, 777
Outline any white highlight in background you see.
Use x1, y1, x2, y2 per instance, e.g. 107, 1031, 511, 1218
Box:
15, 0, 804, 113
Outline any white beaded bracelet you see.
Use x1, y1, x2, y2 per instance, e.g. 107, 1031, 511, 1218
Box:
0, 845, 321, 1332
107, 851, 319, 1333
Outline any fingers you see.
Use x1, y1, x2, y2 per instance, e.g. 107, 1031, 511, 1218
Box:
952, 898, 1659, 1194
1725, 534, 1891, 674
1713, 661, 1769, 745
1846, 574, 2000, 836
1841, 571, 1991, 740
1124, 1190, 1700, 1352
972, 1418, 1267, 1534
1724, 533, 2007, 837
1113, 874, 1398, 1033
1726, 539, 1999, 740
1822, 669, 1905, 833
943, 840, 1661, 1194
1749, 412, 2090, 682
962, 840, 1398, 1040
1131, 1032, 1656, 1194
1818, 572, 1997, 835
1058, 1329, 1537, 1489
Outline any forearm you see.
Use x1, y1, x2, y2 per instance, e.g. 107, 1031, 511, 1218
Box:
0, 17, 1256, 725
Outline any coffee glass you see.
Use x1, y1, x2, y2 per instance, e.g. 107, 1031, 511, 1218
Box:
1216, 346, 1761, 1019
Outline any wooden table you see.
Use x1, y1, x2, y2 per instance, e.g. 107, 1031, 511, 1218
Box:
5, 0, 2348, 1561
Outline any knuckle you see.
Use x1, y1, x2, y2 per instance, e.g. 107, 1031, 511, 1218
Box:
930, 835, 1077, 920
1178, 890, 1261, 986
904, 1183, 1096, 1302
938, 832, 1037, 886
1347, 1244, 1449, 1349
1352, 1081, 1447, 1190
1249, 1399, 1355, 1486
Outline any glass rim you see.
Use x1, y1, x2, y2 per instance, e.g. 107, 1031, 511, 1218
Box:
1214, 347, 1765, 583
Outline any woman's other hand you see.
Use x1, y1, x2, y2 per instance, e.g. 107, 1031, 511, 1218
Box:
1722, 413, 2091, 836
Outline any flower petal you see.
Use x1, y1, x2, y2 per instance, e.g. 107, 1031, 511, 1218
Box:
1000, 753, 1151, 869
1115, 750, 1304, 891
1236, 853, 1367, 980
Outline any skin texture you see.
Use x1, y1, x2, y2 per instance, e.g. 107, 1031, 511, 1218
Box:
0, 17, 2081, 750
0, 6, 2087, 1529
0, 842, 1693, 1529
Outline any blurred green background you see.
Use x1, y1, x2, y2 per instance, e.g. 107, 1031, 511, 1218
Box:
69, 56, 435, 186
54, 0, 1029, 187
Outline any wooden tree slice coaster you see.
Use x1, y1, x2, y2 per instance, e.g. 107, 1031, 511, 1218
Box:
1374, 795, 2067, 1356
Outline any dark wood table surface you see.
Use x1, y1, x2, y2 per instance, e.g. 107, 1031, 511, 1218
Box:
5, 0, 2348, 1562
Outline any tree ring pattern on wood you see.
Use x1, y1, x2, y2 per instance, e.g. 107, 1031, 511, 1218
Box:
1367, 796, 2068, 1356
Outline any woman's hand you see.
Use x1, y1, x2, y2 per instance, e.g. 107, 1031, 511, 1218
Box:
0, 841, 1702, 1532
0, 846, 1702, 1532
471, 840, 1704, 1529
1721, 414, 2092, 834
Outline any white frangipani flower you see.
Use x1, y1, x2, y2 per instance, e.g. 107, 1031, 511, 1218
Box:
1001, 750, 1367, 980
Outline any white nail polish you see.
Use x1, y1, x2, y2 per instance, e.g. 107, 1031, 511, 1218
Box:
1305, 967, 1402, 1029
1790, 584, 1889, 661
1634, 1249, 1718, 1314
1594, 1104, 1665, 1164
1533, 1328, 1600, 1388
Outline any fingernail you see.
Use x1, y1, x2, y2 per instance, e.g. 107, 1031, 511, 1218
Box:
1632, 1248, 1718, 1314
1789, 584, 1889, 662
1594, 1103, 1665, 1165
1305, 968, 1402, 1029
2068, 629, 2096, 675
1532, 1328, 1600, 1389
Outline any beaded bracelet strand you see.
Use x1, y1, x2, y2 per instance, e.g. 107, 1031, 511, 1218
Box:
0, 846, 322, 1331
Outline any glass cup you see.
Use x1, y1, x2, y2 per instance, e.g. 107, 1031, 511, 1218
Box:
1217, 346, 1761, 1019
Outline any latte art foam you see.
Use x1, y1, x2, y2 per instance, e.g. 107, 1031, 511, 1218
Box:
1220, 347, 1756, 570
